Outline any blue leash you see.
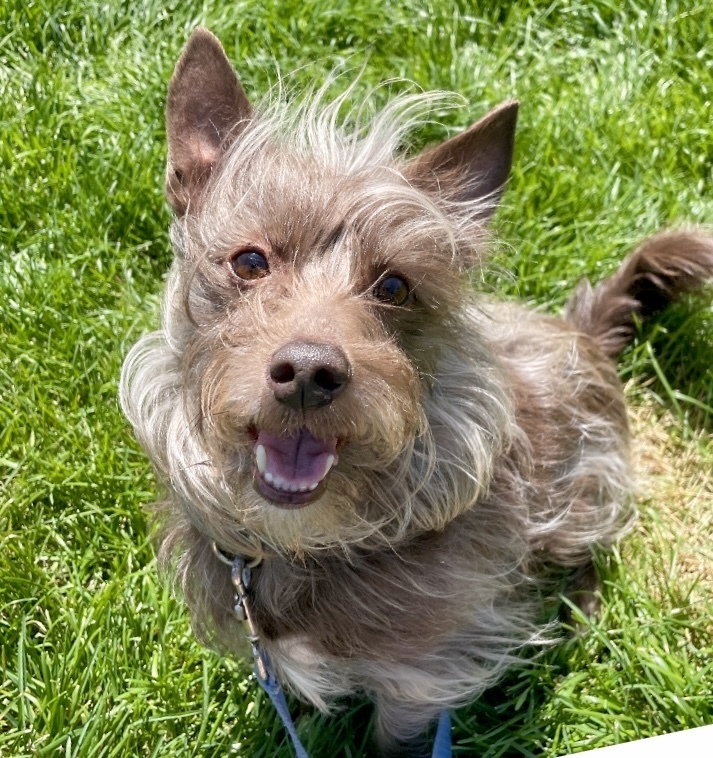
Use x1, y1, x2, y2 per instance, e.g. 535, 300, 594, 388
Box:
255, 653, 310, 758
432, 710, 452, 757
214, 544, 452, 757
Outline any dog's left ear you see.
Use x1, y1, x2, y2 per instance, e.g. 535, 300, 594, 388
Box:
165, 28, 252, 216
405, 100, 518, 225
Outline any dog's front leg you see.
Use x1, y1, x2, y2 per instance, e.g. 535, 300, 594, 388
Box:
373, 694, 445, 758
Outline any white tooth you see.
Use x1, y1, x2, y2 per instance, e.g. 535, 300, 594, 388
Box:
322, 455, 335, 479
273, 476, 284, 490
264, 471, 274, 484
309, 482, 318, 491
299, 485, 308, 492
255, 445, 266, 474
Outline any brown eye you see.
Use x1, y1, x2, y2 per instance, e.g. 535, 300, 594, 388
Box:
229, 249, 269, 280
375, 275, 410, 306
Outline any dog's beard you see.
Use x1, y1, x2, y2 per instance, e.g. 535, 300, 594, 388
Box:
164, 420, 432, 557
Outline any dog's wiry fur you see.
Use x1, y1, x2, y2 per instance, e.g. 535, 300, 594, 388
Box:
120, 28, 713, 752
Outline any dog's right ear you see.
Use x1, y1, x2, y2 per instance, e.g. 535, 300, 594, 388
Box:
165, 28, 252, 216
404, 100, 518, 226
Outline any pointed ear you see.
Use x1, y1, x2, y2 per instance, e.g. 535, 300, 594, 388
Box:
405, 100, 518, 224
165, 28, 252, 216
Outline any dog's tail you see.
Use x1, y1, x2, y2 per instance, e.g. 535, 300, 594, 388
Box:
564, 230, 713, 359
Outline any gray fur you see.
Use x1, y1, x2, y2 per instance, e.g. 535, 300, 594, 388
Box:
120, 28, 713, 752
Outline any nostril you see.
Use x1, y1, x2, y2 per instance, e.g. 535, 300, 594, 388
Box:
314, 368, 345, 393
270, 362, 295, 384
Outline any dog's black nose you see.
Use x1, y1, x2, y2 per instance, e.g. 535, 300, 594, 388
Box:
268, 341, 351, 410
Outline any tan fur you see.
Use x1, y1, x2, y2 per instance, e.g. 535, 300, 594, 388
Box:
120, 28, 713, 754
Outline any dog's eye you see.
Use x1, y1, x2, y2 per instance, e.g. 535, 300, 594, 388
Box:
229, 249, 270, 280
375, 275, 410, 306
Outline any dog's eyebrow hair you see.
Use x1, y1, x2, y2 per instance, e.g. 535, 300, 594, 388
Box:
322, 222, 347, 250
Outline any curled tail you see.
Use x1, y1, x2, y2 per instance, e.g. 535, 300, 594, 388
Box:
565, 230, 713, 358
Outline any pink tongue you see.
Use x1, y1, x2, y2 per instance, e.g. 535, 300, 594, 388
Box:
256, 428, 338, 486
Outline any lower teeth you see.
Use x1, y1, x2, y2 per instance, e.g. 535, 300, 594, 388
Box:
264, 476, 320, 493
257, 467, 324, 494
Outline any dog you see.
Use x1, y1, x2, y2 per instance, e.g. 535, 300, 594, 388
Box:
120, 27, 713, 755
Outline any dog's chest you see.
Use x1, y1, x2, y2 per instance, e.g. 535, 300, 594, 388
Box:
246, 503, 530, 665
248, 532, 477, 661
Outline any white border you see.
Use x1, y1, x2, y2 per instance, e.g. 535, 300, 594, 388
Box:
566, 725, 713, 757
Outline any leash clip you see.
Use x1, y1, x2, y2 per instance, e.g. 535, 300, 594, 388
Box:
212, 541, 268, 680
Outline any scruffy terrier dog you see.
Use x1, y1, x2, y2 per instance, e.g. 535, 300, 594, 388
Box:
121, 28, 713, 755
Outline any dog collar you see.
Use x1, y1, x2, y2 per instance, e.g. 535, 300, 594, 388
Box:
211, 531, 272, 567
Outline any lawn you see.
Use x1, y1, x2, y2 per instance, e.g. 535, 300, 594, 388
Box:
1, 0, 711, 755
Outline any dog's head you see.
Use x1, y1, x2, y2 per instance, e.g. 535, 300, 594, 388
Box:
122, 28, 518, 556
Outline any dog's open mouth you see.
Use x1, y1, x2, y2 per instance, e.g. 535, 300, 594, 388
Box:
253, 428, 338, 508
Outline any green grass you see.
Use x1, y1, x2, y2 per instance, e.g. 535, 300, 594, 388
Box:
1, 0, 712, 755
